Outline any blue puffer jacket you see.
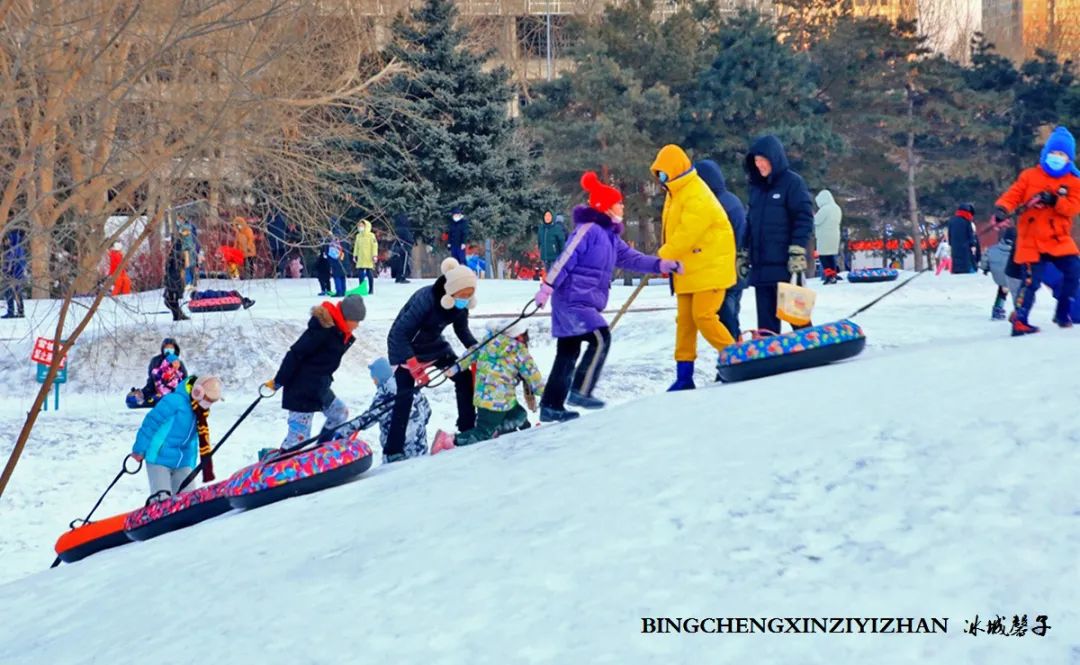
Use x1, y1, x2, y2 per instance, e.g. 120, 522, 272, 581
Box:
744, 136, 814, 286
696, 159, 748, 289
132, 382, 198, 469
2, 230, 26, 280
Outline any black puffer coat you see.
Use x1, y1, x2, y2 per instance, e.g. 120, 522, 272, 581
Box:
387, 276, 478, 365
744, 135, 814, 286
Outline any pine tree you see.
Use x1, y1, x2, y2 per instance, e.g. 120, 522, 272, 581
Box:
680, 10, 840, 196
336, 0, 545, 245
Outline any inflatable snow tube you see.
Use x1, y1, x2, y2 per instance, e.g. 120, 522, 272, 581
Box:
226, 434, 373, 511
188, 293, 243, 313
125, 395, 154, 409
123, 472, 248, 541
717, 319, 866, 383
847, 268, 899, 283
54, 512, 134, 564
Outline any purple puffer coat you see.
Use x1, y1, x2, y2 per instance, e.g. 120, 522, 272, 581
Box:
547, 205, 661, 338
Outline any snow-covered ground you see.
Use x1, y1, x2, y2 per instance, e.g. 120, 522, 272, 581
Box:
1, 272, 1078, 664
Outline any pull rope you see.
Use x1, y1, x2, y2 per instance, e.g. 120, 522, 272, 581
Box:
176, 386, 272, 494
50, 454, 143, 569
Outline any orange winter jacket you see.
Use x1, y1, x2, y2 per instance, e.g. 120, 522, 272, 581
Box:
996, 167, 1080, 264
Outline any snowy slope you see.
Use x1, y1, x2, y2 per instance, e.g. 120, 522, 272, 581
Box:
2, 272, 1078, 664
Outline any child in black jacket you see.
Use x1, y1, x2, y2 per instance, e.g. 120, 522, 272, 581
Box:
267, 295, 366, 448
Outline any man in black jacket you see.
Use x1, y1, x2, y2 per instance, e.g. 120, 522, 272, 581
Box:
948, 203, 977, 274
448, 208, 470, 265
384, 258, 479, 463
392, 213, 414, 284
743, 135, 815, 333
163, 237, 189, 321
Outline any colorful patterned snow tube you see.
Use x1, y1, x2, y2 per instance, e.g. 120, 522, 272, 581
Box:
847, 268, 899, 283
54, 512, 134, 564
188, 290, 243, 313
716, 319, 866, 383
123, 472, 249, 541
226, 434, 373, 510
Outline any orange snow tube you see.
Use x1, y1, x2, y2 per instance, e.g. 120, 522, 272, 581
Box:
54, 512, 134, 564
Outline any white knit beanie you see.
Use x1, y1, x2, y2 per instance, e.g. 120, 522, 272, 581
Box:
440, 258, 477, 310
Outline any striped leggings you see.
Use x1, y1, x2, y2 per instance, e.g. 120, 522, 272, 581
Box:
540, 327, 611, 410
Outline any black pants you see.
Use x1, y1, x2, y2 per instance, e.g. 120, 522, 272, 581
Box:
540, 327, 611, 410
163, 288, 184, 320
316, 258, 331, 293
820, 255, 838, 274
755, 281, 810, 334
357, 268, 375, 294
243, 256, 256, 279
385, 358, 474, 457
4, 284, 24, 316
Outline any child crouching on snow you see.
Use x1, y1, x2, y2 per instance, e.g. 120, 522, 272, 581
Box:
335, 357, 432, 463
432, 320, 544, 453
980, 226, 1021, 320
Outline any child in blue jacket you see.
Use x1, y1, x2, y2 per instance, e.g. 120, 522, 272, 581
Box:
131, 375, 223, 499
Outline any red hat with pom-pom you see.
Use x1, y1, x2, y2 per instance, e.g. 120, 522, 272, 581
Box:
580, 171, 622, 213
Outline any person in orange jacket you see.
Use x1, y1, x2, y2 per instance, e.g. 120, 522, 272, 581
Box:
234, 217, 257, 279
992, 126, 1080, 336
108, 242, 132, 295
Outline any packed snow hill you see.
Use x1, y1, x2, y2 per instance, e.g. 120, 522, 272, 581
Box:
1, 272, 1078, 664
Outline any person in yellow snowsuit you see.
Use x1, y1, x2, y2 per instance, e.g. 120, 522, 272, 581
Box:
651, 144, 737, 391
353, 219, 379, 294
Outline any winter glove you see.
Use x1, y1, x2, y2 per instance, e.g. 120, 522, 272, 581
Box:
658, 259, 683, 275
534, 282, 554, 308
736, 249, 750, 281
1036, 191, 1059, 208
990, 207, 1011, 230
405, 357, 433, 386
201, 456, 215, 483
787, 245, 807, 274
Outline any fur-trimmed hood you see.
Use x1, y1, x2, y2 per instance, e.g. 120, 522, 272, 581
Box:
572, 204, 614, 229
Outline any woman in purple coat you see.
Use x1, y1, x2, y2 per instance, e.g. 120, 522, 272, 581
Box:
534, 172, 679, 422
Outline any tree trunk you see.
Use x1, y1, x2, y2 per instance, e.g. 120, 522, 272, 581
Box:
411, 242, 425, 279
906, 96, 925, 272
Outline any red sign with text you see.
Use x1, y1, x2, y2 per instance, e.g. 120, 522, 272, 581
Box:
30, 337, 66, 369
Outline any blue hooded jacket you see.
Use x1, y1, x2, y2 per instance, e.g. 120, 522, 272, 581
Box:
1041, 126, 1080, 178
133, 380, 199, 469
695, 160, 747, 288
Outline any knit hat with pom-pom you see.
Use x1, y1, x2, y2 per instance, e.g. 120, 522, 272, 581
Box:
439, 257, 477, 310
581, 171, 622, 213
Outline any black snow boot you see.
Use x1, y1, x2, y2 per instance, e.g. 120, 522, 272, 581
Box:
540, 406, 580, 423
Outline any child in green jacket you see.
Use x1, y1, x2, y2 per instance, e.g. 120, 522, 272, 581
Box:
432, 321, 544, 452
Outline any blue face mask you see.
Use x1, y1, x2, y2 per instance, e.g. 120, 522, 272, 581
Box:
657, 171, 669, 184
1046, 154, 1069, 172
454, 298, 470, 309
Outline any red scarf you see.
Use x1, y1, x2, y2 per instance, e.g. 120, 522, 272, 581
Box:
955, 209, 973, 221
321, 301, 354, 343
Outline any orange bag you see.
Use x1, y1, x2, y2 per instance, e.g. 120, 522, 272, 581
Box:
776, 274, 816, 327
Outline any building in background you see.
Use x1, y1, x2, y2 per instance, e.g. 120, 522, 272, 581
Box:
983, 0, 1080, 62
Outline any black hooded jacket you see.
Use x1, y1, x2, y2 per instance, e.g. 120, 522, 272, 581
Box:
744, 136, 815, 285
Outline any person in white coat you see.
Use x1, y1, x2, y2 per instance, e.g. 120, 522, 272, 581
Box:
814, 190, 842, 284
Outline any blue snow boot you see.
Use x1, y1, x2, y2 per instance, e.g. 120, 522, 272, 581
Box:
991, 306, 1006, 320
667, 361, 696, 392
567, 391, 605, 409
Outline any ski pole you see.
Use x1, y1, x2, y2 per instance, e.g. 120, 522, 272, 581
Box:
176, 385, 273, 493
846, 269, 930, 319
51, 454, 143, 568
610, 275, 650, 332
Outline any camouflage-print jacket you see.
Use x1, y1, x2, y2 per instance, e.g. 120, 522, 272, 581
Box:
473, 333, 544, 412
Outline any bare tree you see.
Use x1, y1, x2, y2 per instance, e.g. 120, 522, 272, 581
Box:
0, 0, 398, 499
